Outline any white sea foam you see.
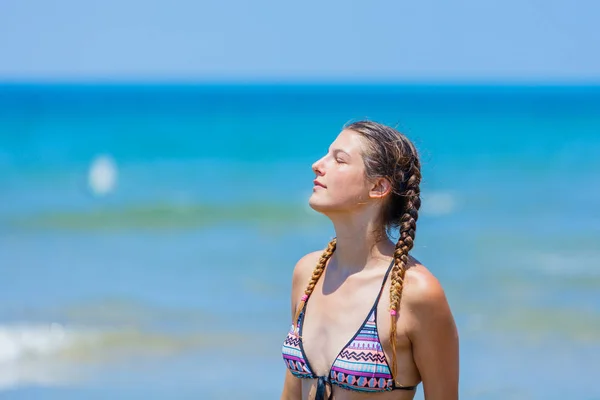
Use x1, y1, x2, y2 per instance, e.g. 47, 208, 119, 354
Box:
0, 323, 70, 364
0, 321, 218, 391
0, 322, 168, 390
0, 323, 93, 390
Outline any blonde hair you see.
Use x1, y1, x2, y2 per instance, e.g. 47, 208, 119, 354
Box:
292, 238, 337, 334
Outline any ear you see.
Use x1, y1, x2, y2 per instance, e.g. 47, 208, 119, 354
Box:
369, 177, 392, 199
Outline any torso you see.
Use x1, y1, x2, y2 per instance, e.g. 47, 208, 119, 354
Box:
292, 253, 422, 400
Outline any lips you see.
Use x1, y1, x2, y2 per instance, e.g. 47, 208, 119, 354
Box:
313, 180, 326, 188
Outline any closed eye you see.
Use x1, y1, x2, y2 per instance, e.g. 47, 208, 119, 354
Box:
331, 149, 350, 164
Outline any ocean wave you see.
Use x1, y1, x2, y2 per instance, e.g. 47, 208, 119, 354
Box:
4, 201, 322, 230
0, 322, 242, 391
0, 323, 88, 390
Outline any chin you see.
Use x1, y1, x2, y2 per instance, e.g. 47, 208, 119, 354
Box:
308, 196, 327, 213
308, 196, 337, 215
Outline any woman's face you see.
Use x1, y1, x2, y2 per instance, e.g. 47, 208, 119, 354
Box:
309, 129, 374, 214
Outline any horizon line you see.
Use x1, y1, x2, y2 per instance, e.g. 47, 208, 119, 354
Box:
1, 78, 600, 88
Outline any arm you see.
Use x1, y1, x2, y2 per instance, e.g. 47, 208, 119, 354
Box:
406, 273, 459, 400
280, 251, 321, 400
280, 370, 302, 400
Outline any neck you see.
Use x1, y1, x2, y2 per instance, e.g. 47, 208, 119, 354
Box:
329, 212, 394, 272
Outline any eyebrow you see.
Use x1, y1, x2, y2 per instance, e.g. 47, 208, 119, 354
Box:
330, 148, 351, 158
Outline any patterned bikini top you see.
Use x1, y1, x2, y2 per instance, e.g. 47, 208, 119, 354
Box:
282, 260, 417, 399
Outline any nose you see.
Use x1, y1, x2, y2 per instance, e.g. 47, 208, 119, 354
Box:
312, 157, 325, 176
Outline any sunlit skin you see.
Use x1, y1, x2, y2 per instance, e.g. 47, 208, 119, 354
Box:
280, 129, 459, 400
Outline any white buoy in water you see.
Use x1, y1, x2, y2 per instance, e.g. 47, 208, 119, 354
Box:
88, 154, 117, 196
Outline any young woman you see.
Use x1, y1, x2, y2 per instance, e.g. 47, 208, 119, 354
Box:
281, 121, 459, 400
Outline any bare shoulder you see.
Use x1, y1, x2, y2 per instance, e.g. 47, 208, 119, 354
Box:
401, 258, 459, 399
291, 251, 322, 286
290, 250, 322, 298
402, 258, 453, 320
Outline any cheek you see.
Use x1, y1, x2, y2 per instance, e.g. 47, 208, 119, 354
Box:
331, 168, 367, 192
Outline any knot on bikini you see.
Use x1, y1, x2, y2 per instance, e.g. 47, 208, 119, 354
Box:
316, 375, 332, 400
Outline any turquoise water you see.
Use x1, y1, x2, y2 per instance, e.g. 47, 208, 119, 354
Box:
1, 84, 600, 399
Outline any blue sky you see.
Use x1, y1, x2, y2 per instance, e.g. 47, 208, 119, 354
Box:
1, 0, 599, 82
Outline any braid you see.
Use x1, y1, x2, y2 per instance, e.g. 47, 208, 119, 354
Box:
292, 238, 337, 336
336, 120, 423, 384
389, 159, 421, 383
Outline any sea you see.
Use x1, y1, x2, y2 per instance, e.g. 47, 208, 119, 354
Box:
0, 83, 599, 399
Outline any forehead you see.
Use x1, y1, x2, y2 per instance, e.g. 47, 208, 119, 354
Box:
330, 129, 366, 154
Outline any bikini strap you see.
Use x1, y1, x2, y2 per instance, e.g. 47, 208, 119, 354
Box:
393, 383, 418, 391
373, 258, 396, 306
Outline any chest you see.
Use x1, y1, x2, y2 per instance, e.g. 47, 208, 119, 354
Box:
300, 276, 388, 376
